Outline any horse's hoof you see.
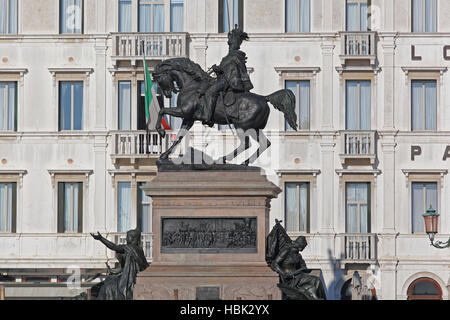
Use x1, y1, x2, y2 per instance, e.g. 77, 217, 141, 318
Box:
242, 160, 250, 166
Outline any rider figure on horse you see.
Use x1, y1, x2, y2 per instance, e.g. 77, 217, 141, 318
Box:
198, 25, 254, 127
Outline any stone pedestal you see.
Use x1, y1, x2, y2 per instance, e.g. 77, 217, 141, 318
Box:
134, 164, 282, 300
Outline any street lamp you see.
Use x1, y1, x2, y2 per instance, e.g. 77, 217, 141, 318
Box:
422, 206, 450, 249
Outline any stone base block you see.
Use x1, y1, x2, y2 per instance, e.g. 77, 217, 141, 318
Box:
134, 264, 281, 300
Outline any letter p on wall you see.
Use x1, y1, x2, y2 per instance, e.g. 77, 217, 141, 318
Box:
411, 146, 422, 161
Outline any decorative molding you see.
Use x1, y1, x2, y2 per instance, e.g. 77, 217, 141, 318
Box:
0, 68, 28, 86
0, 68, 28, 76
275, 169, 321, 177
107, 169, 156, 187
274, 67, 321, 86
401, 66, 448, 74
401, 66, 448, 86
335, 66, 381, 86
274, 67, 321, 75
48, 68, 94, 74
401, 169, 447, 188
335, 169, 381, 177
48, 68, 94, 86
152, 198, 268, 208
47, 170, 93, 188
0, 170, 28, 187
401, 169, 448, 175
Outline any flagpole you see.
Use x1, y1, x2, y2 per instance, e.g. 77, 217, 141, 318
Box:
142, 40, 150, 154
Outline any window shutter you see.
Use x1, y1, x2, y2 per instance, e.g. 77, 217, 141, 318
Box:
77, 182, 83, 233
57, 182, 65, 233
11, 182, 17, 233
238, 0, 244, 30
218, 0, 225, 33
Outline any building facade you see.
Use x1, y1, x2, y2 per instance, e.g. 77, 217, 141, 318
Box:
0, 0, 449, 299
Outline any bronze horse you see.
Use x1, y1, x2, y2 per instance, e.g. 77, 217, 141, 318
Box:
152, 58, 297, 165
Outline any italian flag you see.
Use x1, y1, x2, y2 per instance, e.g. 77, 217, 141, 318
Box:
143, 58, 171, 131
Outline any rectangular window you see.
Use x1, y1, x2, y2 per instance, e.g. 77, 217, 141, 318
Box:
139, 0, 164, 32
60, 0, 83, 34
219, 0, 243, 33
139, 81, 168, 129
412, 0, 437, 32
138, 81, 146, 131
285, 0, 310, 32
285, 182, 310, 232
285, 80, 310, 130
118, 182, 132, 232
137, 182, 152, 233
0, 0, 18, 34
346, 0, 369, 31
170, 0, 184, 32
59, 81, 83, 131
118, 81, 131, 130
119, 0, 132, 32
412, 182, 437, 233
57, 182, 82, 233
0, 182, 16, 233
0, 82, 17, 131
346, 182, 370, 233
411, 80, 437, 131
346, 80, 371, 130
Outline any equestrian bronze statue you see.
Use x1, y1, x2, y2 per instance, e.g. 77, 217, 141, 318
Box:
266, 220, 327, 300
152, 26, 297, 165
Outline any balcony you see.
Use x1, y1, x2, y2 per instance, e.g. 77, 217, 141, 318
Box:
339, 130, 376, 165
111, 130, 170, 165
339, 32, 377, 65
111, 32, 189, 66
112, 233, 153, 262
341, 233, 377, 262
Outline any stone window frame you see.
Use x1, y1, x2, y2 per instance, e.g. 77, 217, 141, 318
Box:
0, 170, 26, 234
402, 169, 447, 235
336, 67, 380, 132
108, 170, 156, 233
274, 67, 320, 133
48, 68, 93, 133
336, 169, 380, 234
0, 68, 27, 133
401, 67, 447, 132
276, 169, 320, 236
115, 0, 185, 32
48, 170, 92, 234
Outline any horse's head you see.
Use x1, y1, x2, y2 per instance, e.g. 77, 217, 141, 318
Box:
153, 58, 210, 98
152, 70, 175, 98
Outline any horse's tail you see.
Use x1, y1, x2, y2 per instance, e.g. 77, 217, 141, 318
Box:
266, 89, 297, 131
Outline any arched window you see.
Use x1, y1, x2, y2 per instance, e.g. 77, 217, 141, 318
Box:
407, 277, 442, 300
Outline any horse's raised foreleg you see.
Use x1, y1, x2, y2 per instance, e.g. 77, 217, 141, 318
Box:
243, 130, 271, 166
156, 107, 185, 138
160, 119, 194, 160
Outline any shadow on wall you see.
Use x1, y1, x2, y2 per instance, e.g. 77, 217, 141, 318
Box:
326, 248, 346, 300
